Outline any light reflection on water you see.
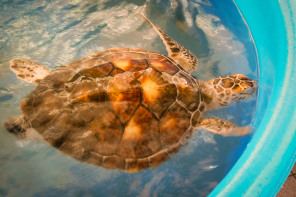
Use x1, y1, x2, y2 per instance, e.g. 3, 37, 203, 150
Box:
0, 0, 258, 196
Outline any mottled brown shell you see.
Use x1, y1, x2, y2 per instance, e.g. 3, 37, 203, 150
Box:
20, 48, 203, 172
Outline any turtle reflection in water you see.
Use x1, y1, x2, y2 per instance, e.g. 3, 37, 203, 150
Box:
4, 14, 257, 172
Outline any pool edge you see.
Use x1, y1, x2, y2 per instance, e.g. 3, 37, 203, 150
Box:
209, 0, 296, 196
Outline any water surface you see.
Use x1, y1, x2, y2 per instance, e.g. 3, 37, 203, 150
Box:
0, 0, 258, 196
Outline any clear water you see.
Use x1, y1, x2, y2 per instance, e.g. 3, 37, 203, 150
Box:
0, 0, 258, 196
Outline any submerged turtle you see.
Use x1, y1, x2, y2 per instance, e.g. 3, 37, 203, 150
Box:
4, 15, 257, 172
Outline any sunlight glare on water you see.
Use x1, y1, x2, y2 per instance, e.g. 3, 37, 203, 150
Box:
0, 0, 258, 196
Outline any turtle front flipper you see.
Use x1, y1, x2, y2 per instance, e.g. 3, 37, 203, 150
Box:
10, 59, 51, 84
196, 117, 252, 136
137, 14, 198, 72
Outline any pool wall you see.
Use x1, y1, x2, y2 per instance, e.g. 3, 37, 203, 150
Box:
210, 0, 296, 196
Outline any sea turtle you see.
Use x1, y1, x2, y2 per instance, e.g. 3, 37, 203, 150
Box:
4, 14, 257, 172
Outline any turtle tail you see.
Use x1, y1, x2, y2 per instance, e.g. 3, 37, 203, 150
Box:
3, 116, 29, 139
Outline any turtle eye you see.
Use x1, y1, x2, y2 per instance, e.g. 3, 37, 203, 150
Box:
244, 81, 255, 87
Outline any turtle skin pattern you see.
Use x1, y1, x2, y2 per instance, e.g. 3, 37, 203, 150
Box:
20, 48, 204, 172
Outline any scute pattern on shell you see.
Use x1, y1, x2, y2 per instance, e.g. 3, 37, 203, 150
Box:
20, 48, 204, 172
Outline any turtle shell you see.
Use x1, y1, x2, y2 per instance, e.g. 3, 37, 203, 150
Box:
20, 48, 203, 172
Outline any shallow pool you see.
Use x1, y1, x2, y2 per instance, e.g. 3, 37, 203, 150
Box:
0, 0, 258, 196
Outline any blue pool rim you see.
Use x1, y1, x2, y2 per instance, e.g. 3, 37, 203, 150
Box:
209, 0, 296, 196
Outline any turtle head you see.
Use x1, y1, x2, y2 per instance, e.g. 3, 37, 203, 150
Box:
200, 74, 257, 111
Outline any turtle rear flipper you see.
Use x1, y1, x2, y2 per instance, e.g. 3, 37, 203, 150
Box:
10, 59, 51, 84
196, 117, 252, 136
4, 116, 43, 141
4, 116, 29, 138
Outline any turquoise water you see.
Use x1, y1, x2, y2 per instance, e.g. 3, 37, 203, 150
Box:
0, 0, 258, 196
